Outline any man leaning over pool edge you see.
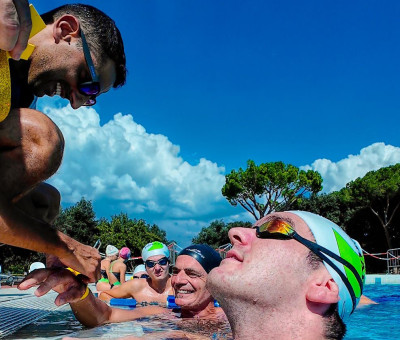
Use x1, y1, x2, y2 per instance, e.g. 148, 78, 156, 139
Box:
206, 210, 366, 340
0, 3, 126, 282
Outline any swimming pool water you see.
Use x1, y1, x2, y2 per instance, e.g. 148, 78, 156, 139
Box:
344, 284, 400, 340
5, 284, 399, 340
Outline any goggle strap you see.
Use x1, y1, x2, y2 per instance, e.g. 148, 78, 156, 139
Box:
294, 234, 363, 290
80, 29, 99, 82
313, 249, 357, 314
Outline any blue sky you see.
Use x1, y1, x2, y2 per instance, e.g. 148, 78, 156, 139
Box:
35, 1, 400, 247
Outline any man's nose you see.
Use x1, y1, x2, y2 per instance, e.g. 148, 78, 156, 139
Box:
174, 271, 188, 284
228, 227, 255, 246
69, 91, 89, 109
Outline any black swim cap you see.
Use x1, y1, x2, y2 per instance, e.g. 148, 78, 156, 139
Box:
178, 244, 222, 273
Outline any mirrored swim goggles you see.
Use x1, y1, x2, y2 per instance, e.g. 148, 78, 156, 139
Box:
145, 257, 169, 268
133, 274, 150, 279
255, 218, 363, 313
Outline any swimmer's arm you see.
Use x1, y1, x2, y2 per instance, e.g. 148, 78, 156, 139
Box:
119, 330, 210, 340
0, 198, 100, 282
71, 295, 166, 327
19, 267, 109, 328
99, 281, 135, 301
108, 305, 167, 324
69, 290, 113, 327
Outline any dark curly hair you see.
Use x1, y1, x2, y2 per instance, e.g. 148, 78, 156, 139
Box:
41, 4, 126, 88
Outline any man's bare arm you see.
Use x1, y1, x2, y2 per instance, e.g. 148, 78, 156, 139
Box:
0, 197, 101, 282
18, 268, 165, 328
99, 281, 137, 301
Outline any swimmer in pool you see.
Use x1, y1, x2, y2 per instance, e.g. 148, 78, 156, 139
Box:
108, 246, 131, 287
95, 245, 119, 292
18, 243, 226, 331
132, 264, 148, 279
205, 211, 366, 340
171, 244, 226, 319
99, 241, 173, 304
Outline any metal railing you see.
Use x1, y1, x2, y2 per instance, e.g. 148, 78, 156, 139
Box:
387, 248, 400, 274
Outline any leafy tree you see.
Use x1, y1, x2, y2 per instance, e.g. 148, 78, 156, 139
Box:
341, 164, 400, 250
54, 197, 98, 247
0, 245, 44, 274
97, 213, 168, 257
192, 220, 252, 248
222, 160, 323, 220
291, 192, 354, 227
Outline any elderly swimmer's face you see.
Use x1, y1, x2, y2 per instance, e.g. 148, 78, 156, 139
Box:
172, 255, 213, 310
145, 255, 170, 281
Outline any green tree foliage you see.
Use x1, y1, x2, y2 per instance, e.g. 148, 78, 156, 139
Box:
0, 245, 44, 274
54, 198, 99, 247
340, 164, 400, 250
1, 198, 170, 274
97, 213, 168, 257
192, 220, 252, 248
222, 160, 323, 220
291, 192, 354, 227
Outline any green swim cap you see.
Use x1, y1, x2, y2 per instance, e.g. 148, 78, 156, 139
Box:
290, 211, 366, 319
141, 241, 170, 261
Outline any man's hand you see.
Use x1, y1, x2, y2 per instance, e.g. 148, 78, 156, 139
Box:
57, 239, 102, 283
0, 0, 31, 60
18, 267, 87, 306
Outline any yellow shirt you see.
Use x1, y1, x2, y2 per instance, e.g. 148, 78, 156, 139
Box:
0, 50, 11, 122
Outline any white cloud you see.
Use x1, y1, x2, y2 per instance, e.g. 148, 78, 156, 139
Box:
38, 100, 400, 246
41, 102, 229, 226
301, 143, 400, 193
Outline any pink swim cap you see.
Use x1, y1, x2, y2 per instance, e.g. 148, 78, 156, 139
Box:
119, 247, 131, 260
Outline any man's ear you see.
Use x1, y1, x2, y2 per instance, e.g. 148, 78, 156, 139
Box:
52, 15, 80, 44
306, 276, 340, 305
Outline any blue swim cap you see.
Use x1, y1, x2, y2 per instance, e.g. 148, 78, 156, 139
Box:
289, 211, 366, 319
178, 244, 222, 273
141, 241, 170, 261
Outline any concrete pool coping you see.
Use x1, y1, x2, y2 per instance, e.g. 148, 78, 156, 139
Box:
365, 274, 400, 284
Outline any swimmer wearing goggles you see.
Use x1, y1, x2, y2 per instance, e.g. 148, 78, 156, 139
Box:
255, 216, 364, 315
145, 257, 169, 268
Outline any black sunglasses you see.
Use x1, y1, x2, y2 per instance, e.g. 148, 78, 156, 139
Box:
133, 274, 150, 279
255, 219, 363, 314
80, 29, 100, 106
145, 257, 169, 268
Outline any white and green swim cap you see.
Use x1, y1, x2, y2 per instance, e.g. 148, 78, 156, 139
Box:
289, 211, 366, 319
141, 241, 170, 261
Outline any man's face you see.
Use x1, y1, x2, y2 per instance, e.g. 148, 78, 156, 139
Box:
207, 212, 315, 308
172, 255, 213, 310
145, 255, 170, 281
28, 33, 116, 109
